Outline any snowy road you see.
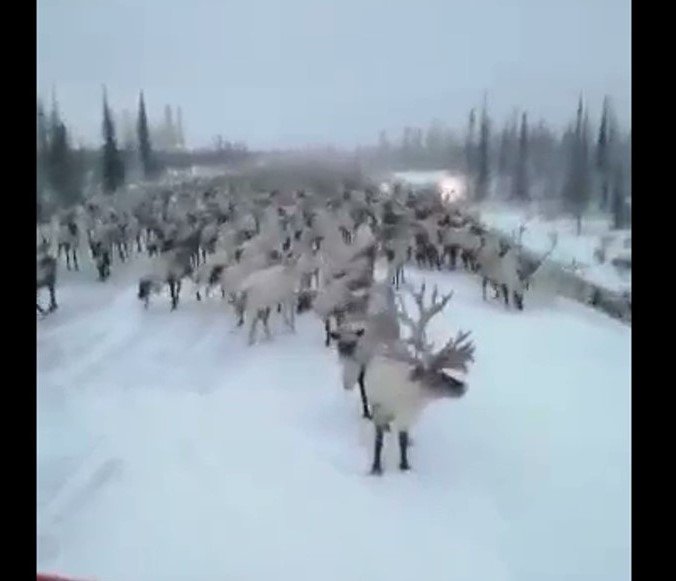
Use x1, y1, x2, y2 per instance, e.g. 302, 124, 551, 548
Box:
37, 257, 631, 581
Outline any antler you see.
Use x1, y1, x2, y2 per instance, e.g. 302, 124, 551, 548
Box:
427, 330, 475, 372
396, 282, 454, 358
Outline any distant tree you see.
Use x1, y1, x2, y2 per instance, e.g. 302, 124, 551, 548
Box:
401, 127, 414, 166
37, 100, 50, 203
596, 96, 617, 211
611, 163, 629, 229
465, 108, 477, 181
475, 103, 491, 202
512, 112, 530, 202
563, 96, 592, 235
497, 125, 510, 176
49, 119, 82, 207
37, 100, 50, 153
411, 127, 424, 166
376, 130, 391, 166
101, 88, 125, 193
137, 91, 158, 178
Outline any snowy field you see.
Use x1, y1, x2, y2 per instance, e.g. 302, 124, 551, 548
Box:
37, 257, 631, 581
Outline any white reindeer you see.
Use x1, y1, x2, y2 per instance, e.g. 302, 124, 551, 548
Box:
237, 254, 302, 345
364, 283, 475, 474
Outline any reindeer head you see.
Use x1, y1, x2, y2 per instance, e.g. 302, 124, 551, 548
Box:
330, 327, 366, 360
296, 289, 317, 314
394, 283, 475, 399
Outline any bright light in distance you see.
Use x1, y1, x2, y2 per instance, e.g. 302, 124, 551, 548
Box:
438, 176, 465, 203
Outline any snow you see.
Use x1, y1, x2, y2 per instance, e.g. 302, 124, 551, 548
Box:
479, 204, 631, 295
37, 257, 630, 581
392, 170, 451, 186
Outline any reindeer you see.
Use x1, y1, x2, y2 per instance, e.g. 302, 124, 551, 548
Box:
57, 218, 80, 271
138, 246, 193, 310
37, 247, 58, 315
236, 253, 302, 345
364, 283, 475, 475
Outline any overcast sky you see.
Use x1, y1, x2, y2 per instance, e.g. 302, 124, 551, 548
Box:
37, 0, 631, 149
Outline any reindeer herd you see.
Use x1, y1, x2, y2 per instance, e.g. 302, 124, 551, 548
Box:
37, 182, 557, 474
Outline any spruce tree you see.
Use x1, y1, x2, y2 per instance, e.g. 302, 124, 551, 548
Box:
498, 124, 510, 176
563, 97, 591, 235
611, 164, 629, 229
596, 96, 613, 210
137, 91, 156, 178
101, 88, 125, 193
475, 103, 491, 202
37, 101, 50, 203
512, 112, 530, 202
45, 93, 80, 207
465, 108, 476, 185
378, 130, 390, 165
49, 120, 81, 207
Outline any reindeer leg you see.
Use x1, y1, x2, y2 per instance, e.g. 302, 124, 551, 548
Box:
248, 314, 259, 345
263, 307, 272, 340
514, 292, 524, 311
324, 319, 331, 347
48, 284, 57, 311
482, 277, 488, 301
398, 430, 411, 471
169, 279, 177, 310
370, 425, 385, 476
502, 284, 509, 307
288, 301, 296, 332
358, 366, 371, 419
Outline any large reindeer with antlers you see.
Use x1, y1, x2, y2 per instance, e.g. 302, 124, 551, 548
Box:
363, 282, 475, 475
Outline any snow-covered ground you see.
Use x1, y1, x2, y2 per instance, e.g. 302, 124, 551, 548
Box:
479, 204, 631, 295
37, 257, 631, 581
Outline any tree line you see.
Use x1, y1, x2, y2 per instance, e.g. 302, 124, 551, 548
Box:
364, 96, 631, 231
36, 90, 252, 215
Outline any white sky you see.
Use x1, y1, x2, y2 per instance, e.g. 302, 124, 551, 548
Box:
37, 0, 631, 149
